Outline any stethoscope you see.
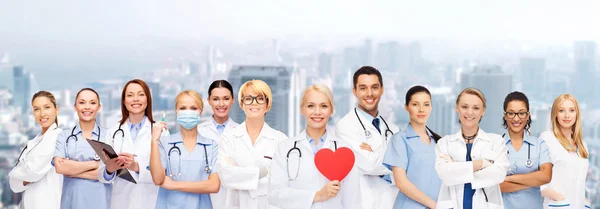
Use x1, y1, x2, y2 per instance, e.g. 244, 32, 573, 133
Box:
286, 140, 337, 181
503, 133, 533, 168
167, 142, 211, 177
354, 108, 393, 139
15, 127, 59, 166
112, 122, 153, 153
66, 126, 101, 160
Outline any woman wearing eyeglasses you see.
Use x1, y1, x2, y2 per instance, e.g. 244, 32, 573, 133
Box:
217, 79, 288, 209
9, 91, 63, 209
499, 91, 552, 209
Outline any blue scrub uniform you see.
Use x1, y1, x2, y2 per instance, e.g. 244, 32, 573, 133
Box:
383, 124, 442, 209
53, 124, 111, 209
155, 132, 218, 209
502, 133, 551, 209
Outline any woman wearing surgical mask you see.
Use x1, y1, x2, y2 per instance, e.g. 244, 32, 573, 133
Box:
539, 94, 590, 209
383, 85, 442, 209
9, 91, 63, 209
150, 90, 220, 209
268, 84, 362, 209
198, 80, 239, 209
499, 91, 552, 209
435, 87, 509, 209
218, 79, 288, 209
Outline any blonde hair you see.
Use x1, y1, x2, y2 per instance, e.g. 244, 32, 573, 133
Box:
550, 94, 587, 158
300, 84, 335, 113
456, 87, 487, 109
175, 90, 204, 110
237, 80, 273, 111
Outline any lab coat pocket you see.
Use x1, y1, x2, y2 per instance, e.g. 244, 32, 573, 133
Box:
548, 199, 571, 208
480, 149, 501, 162
485, 202, 503, 209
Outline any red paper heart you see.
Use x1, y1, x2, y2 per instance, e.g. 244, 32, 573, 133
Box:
314, 147, 355, 181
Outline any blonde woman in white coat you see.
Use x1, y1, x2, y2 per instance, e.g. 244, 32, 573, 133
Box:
9, 91, 63, 209
269, 84, 362, 209
199, 80, 240, 209
218, 80, 288, 209
435, 87, 509, 209
538, 94, 590, 209
98, 79, 166, 209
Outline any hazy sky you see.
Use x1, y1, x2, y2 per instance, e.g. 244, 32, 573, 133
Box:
1, 0, 599, 44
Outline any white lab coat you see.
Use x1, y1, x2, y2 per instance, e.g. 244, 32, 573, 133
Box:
334, 109, 400, 209
539, 131, 590, 209
198, 118, 239, 209
217, 122, 288, 209
98, 117, 166, 209
9, 123, 63, 209
435, 129, 509, 209
268, 130, 362, 209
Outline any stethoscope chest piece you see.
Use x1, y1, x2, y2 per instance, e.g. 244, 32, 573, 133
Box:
525, 159, 533, 168
94, 154, 101, 161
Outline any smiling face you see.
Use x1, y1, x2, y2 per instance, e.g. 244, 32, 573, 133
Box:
209, 87, 234, 119
405, 92, 432, 126
301, 90, 333, 131
504, 100, 529, 134
556, 99, 577, 130
456, 93, 485, 129
32, 96, 59, 129
124, 83, 148, 115
74, 90, 101, 122
241, 90, 268, 119
353, 74, 383, 116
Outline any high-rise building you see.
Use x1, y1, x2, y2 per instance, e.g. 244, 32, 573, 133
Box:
317, 53, 334, 78
519, 57, 546, 98
428, 87, 457, 136
228, 66, 295, 136
13, 66, 32, 114
460, 65, 513, 134
147, 81, 164, 111
573, 41, 597, 104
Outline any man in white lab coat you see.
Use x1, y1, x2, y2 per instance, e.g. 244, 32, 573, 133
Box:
334, 66, 400, 209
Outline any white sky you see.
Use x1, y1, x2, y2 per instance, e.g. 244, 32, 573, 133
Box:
1, 0, 599, 43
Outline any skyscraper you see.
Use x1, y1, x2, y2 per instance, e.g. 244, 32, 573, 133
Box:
460, 65, 513, 134
573, 41, 597, 104
12, 66, 31, 114
228, 65, 295, 136
519, 57, 546, 98
428, 87, 457, 136
317, 53, 333, 78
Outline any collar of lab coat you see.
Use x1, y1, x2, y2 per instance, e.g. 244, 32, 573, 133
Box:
166, 132, 214, 145
200, 117, 237, 132
448, 128, 490, 142
502, 132, 536, 146
232, 121, 276, 140
293, 129, 338, 142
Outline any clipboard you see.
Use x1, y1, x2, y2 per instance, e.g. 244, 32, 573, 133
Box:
86, 139, 137, 184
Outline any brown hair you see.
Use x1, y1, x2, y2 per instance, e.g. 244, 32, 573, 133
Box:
31, 91, 59, 126
119, 79, 155, 126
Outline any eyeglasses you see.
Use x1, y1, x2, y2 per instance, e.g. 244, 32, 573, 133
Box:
242, 95, 267, 105
504, 111, 529, 119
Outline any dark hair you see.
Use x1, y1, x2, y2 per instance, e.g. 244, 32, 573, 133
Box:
119, 79, 155, 126
75, 88, 100, 104
404, 85, 442, 142
502, 91, 531, 133
31, 91, 59, 126
352, 66, 383, 89
208, 80, 234, 98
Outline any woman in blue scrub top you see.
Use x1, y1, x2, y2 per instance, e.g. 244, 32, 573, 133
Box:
383, 85, 442, 209
499, 91, 552, 209
53, 88, 119, 209
150, 90, 220, 209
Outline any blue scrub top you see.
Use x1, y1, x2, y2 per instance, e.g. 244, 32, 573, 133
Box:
383, 124, 441, 209
53, 124, 111, 209
155, 132, 218, 209
502, 133, 551, 209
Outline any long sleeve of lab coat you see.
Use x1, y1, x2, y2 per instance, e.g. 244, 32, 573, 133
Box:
334, 124, 389, 176
9, 129, 61, 193
217, 134, 260, 190
435, 136, 509, 188
268, 142, 316, 209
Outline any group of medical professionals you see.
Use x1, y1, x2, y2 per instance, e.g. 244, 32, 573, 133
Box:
7, 65, 590, 209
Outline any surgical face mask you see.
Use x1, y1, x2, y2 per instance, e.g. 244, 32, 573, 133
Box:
177, 110, 200, 130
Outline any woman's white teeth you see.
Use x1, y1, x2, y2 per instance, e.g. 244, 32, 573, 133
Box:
40, 118, 48, 122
